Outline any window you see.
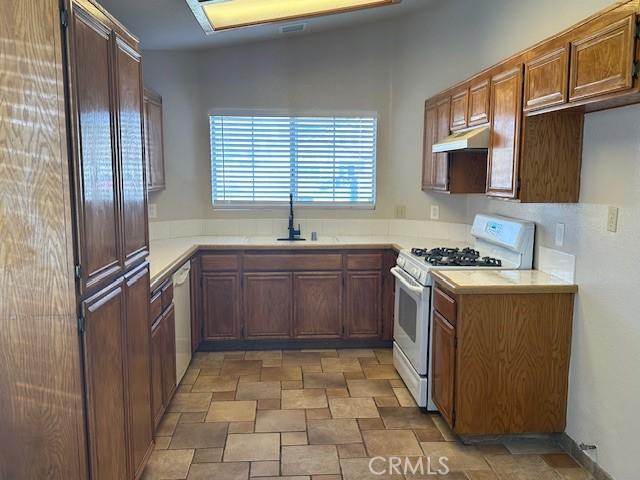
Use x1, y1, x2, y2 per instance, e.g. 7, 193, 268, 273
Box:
209, 114, 377, 208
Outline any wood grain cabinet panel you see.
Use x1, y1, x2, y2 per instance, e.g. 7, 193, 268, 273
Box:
81, 279, 129, 480
432, 311, 456, 429
524, 46, 569, 111
244, 273, 293, 339
124, 264, 153, 479
116, 37, 149, 268
345, 271, 382, 338
422, 97, 451, 191
468, 78, 491, 126
487, 66, 524, 198
294, 273, 343, 338
150, 318, 164, 428
433, 97, 451, 191
70, 6, 123, 293
203, 273, 241, 340
144, 88, 166, 192
421, 102, 439, 190
450, 89, 469, 131
569, 15, 636, 102
162, 305, 177, 406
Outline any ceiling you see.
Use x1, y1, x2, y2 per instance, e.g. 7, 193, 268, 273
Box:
99, 0, 431, 50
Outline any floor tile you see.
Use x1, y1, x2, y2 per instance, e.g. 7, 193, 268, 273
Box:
244, 350, 282, 362
180, 368, 200, 385
229, 421, 254, 433
258, 398, 281, 410
236, 381, 281, 400
421, 442, 490, 471
303, 372, 346, 389
337, 348, 376, 358
326, 387, 350, 398
321, 357, 362, 373
357, 418, 385, 430
224, 351, 247, 360
169, 422, 228, 449
340, 458, 399, 480
282, 351, 324, 365
154, 437, 171, 450
475, 444, 510, 456
379, 407, 440, 430
213, 391, 237, 401
363, 429, 423, 456
363, 364, 400, 379
192, 447, 223, 463
141, 449, 194, 480
281, 431, 308, 446
187, 462, 250, 480
374, 349, 394, 364
281, 445, 340, 475
282, 389, 328, 409
261, 366, 302, 381
393, 388, 417, 406
255, 409, 306, 432
307, 418, 362, 444
347, 379, 394, 398
486, 454, 561, 479
306, 408, 332, 419
389, 379, 405, 388
414, 428, 445, 442
504, 438, 563, 455
431, 415, 456, 441
358, 357, 380, 367
374, 396, 399, 407
199, 367, 221, 377
221, 360, 263, 377
190, 352, 225, 369
282, 380, 304, 389
191, 375, 238, 393
239, 374, 262, 383
206, 400, 257, 422
329, 397, 379, 418
343, 371, 366, 380
337, 443, 367, 458
168, 393, 212, 413
311, 475, 342, 480
176, 385, 192, 394
178, 412, 206, 424
223, 433, 281, 462
251, 460, 280, 477
542, 453, 580, 468
465, 472, 499, 480
302, 365, 323, 374
156, 412, 180, 436
555, 468, 593, 479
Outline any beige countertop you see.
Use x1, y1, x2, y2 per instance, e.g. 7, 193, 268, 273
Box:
148, 235, 466, 290
431, 269, 578, 295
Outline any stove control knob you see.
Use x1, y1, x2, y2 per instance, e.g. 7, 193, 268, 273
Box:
397, 257, 405, 268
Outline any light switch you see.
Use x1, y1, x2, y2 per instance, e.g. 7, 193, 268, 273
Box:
607, 206, 618, 232
148, 203, 158, 219
430, 205, 440, 220
555, 223, 565, 247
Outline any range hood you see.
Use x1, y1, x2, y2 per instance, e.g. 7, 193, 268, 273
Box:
432, 125, 489, 153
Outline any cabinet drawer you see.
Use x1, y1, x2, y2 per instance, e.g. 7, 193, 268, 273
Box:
150, 291, 162, 324
346, 253, 383, 270
161, 281, 173, 310
201, 254, 240, 272
434, 287, 457, 325
244, 253, 342, 271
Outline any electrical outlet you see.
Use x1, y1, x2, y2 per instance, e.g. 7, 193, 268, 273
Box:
555, 223, 565, 247
430, 205, 440, 220
148, 203, 158, 219
607, 206, 618, 232
394, 205, 406, 219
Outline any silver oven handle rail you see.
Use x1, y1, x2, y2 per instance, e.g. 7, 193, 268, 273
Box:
390, 266, 425, 295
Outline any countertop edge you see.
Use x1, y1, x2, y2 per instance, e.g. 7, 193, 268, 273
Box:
431, 270, 579, 295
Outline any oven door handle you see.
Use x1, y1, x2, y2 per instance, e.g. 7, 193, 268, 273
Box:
390, 266, 425, 295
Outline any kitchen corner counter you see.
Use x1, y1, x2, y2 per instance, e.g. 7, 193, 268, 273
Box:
148, 235, 466, 290
431, 269, 578, 295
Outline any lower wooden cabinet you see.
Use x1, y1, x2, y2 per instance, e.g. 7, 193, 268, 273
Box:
293, 272, 343, 338
162, 306, 177, 406
150, 319, 165, 428
244, 273, 293, 339
345, 271, 382, 339
202, 273, 241, 340
431, 311, 456, 428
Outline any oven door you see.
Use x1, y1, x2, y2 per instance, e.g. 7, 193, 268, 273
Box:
391, 266, 431, 375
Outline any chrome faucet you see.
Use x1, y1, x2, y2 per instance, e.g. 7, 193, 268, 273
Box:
278, 194, 305, 241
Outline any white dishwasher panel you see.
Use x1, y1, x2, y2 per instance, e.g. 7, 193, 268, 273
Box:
172, 262, 192, 384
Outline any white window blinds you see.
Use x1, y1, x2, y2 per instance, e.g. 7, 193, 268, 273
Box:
210, 114, 377, 207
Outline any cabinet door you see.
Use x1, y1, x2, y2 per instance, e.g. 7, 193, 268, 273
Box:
345, 271, 382, 339
203, 273, 241, 340
524, 47, 569, 112
124, 264, 153, 478
569, 15, 635, 102
487, 66, 523, 198
421, 103, 438, 191
468, 78, 490, 126
432, 311, 456, 428
162, 305, 177, 406
115, 37, 148, 268
70, 6, 122, 293
150, 319, 164, 428
450, 89, 469, 131
81, 279, 129, 480
432, 97, 451, 191
144, 89, 165, 192
293, 272, 343, 338
244, 273, 292, 339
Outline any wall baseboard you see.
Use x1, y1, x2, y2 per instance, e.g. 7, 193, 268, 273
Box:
557, 432, 615, 480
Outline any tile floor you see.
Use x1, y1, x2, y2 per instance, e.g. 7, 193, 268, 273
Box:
142, 348, 592, 480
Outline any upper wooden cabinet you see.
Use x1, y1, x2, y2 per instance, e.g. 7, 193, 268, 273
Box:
524, 46, 569, 112
144, 88, 166, 192
421, 97, 450, 192
468, 78, 491, 126
569, 14, 636, 102
487, 66, 524, 198
450, 89, 469, 131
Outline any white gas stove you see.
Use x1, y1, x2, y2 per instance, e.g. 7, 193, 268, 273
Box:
391, 214, 535, 409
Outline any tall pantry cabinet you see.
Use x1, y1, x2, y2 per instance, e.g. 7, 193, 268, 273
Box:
1, 1, 152, 479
